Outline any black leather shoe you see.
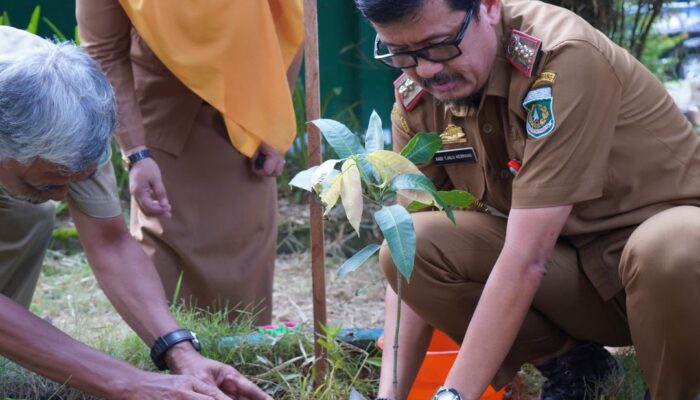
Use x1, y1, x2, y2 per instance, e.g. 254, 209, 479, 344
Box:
538, 341, 621, 400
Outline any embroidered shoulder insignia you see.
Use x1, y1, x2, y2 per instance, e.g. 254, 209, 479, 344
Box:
506, 30, 542, 78
522, 87, 555, 139
394, 73, 425, 111
439, 124, 467, 145
392, 103, 411, 133
531, 71, 557, 89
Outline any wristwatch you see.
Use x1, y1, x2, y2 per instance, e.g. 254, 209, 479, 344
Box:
150, 329, 201, 370
124, 148, 152, 170
432, 386, 464, 400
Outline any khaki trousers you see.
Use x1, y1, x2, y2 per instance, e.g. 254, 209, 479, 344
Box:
0, 190, 55, 308
381, 207, 700, 398
131, 105, 277, 325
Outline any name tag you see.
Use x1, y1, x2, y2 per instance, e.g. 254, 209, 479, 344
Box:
433, 147, 478, 165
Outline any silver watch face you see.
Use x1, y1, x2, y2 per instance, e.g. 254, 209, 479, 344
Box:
433, 387, 463, 400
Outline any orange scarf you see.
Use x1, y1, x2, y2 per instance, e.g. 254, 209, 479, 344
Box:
118, 0, 303, 157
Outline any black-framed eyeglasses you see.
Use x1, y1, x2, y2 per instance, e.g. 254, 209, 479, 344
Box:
374, 9, 473, 69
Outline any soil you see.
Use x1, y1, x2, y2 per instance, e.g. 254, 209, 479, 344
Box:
273, 198, 387, 329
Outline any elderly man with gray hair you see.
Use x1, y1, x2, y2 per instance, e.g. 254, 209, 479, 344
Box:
0, 26, 271, 400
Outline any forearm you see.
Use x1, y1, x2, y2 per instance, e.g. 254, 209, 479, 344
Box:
446, 253, 543, 399
83, 229, 179, 345
378, 285, 433, 399
445, 206, 571, 399
0, 295, 139, 397
71, 208, 179, 346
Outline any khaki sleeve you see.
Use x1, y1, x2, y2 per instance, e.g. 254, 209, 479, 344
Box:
67, 155, 122, 219
391, 103, 453, 206
512, 42, 621, 208
76, 0, 146, 152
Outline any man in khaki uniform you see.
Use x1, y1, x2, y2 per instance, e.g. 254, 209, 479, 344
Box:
76, 0, 303, 324
354, 0, 700, 399
0, 26, 270, 399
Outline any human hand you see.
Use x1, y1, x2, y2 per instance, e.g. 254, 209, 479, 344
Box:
129, 157, 172, 217
121, 371, 236, 400
251, 142, 285, 177
167, 346, 272, 400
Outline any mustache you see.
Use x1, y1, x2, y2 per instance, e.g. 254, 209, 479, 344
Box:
420, 72, 465, 88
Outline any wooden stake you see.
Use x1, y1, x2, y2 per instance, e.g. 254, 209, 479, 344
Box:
303, 0, 328, 385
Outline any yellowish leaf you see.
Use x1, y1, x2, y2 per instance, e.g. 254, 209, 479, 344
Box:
320, 173, 342, 214
365, 150, 422, 186
398, 189, 435, 206
340, 159, 363, 236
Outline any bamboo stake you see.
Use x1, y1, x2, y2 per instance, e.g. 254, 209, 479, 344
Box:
303, 0, 327, 385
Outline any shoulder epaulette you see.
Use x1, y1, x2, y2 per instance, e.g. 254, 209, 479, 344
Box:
506, 30, 542, 78
393, 73, 425, 112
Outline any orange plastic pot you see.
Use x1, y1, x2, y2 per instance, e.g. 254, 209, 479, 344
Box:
378, 329, 504, 400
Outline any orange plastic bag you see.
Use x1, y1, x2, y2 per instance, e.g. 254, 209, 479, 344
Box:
379, 329, 504, 400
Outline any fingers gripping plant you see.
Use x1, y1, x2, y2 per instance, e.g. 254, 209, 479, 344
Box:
291, 110, 473, 395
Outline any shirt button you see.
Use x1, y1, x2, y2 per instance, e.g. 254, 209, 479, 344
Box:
500, 169, 511, 179
482, 123, 493, 134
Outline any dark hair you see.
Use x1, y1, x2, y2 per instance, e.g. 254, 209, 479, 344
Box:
355, 0, 480, 24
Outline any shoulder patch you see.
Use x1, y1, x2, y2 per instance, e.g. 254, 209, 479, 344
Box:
392, 103, 411, 133
394, 73, 425, 112
522, 86, 555, 139
506, 30, 542, 78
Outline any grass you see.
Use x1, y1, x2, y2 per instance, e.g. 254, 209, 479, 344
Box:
0, 235, 382, 400
1, 212, 648, 399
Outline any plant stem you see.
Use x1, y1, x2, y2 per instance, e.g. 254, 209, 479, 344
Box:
392, 274, 402, 398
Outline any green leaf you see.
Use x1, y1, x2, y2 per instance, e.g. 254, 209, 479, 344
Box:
437, 190, 476, 208
406, 190, 476, 214
390, 173, 436, 206
310, 119, 365, 158
406, 200, 432, 212
399, 132, 442, 164
357, 157, 381, 184
2, 11, 11, 26
340, 159, 363, 235
391, 174, 455, 224
26, 6, 40, 34
42, 17, 66, 41
337, 243, 381, 277
374, 205, 415, 281
366, 150, 422, 187
289, 166, 318, 192
364, 110, 384, 153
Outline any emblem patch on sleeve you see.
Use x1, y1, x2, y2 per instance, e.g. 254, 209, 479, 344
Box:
522, 86, 555, 139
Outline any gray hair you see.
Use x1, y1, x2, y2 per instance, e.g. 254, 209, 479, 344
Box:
0, 41, 116, 172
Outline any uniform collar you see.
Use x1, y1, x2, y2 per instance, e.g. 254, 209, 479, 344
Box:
484, 11, 512, 99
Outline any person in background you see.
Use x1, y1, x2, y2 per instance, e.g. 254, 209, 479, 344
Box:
0, 25, 271, 399
354, 0, 700, 399
76, 0, 304, 325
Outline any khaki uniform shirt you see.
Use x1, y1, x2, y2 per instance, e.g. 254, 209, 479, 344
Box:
392, 0, 700, 300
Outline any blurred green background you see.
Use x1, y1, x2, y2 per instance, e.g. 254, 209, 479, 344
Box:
0, 0, 398, 127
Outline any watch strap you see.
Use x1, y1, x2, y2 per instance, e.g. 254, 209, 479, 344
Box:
125, 148, 152, 170
150, 329, 201, 371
